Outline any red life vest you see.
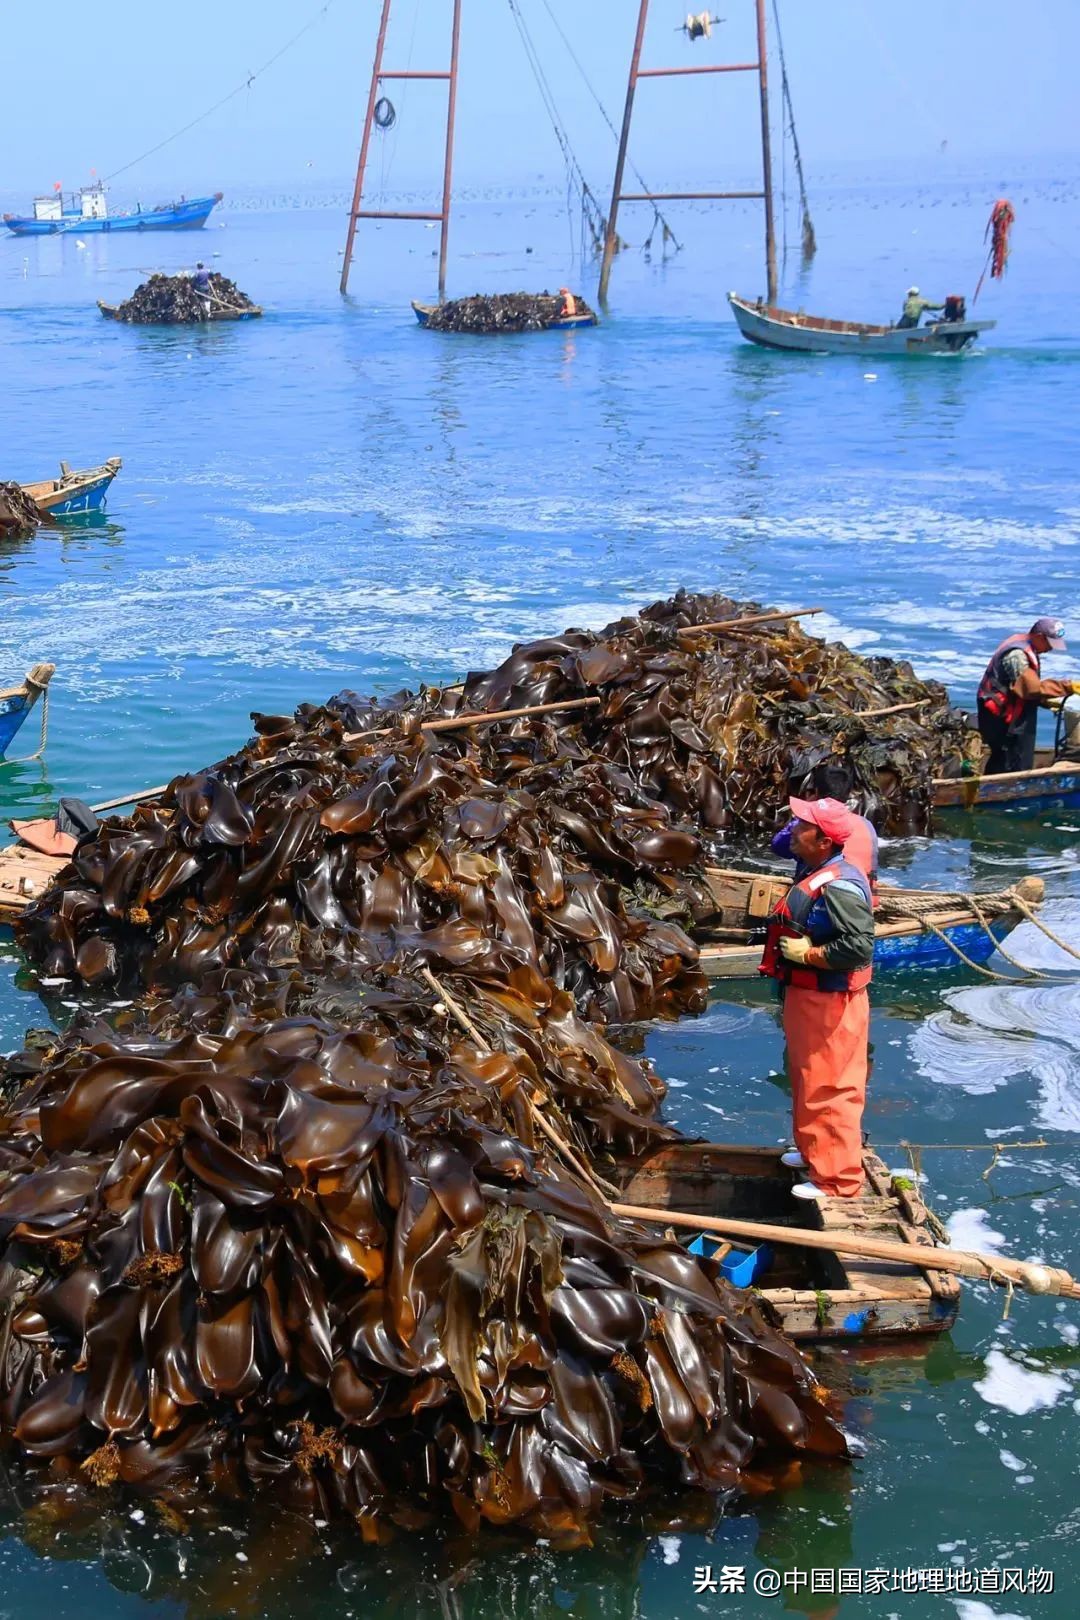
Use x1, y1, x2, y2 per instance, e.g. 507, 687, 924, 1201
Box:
759, 856, 874, 993
843, 816, 879, 903
977, 635, 1039, 728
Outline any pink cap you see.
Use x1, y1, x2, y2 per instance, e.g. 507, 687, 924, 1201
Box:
789, 795, 856, 845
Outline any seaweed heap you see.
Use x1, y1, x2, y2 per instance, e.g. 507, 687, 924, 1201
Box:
422, 292, 594, 334
0, 483, 48, 537
107, 272, 259, 324
0, 994, 846, 1537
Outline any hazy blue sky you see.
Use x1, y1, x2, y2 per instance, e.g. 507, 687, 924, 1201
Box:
3, 0, 1077, 200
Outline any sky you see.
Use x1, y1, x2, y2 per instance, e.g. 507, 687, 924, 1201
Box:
2, 0, 1078, 203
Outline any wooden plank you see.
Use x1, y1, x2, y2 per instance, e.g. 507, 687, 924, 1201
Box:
0, 843, 69, 921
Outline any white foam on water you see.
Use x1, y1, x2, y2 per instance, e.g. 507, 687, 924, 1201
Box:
946, 1208, 1006, 1253
999, 1449, 1026, 1472
952, 1603, 1030, 1620
973, 1349, 1072, 1415
658, 1535, 681, 1566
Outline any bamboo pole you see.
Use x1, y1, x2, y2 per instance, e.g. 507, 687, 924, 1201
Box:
608, 1201, 1080, 1301
675, 607, 822, 638
343, 694, 600, 743
933, 758, 1077, 790
851, 699, 929, 721
91, 786, 168, 813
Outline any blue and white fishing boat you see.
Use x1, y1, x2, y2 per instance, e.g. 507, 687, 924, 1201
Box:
728, 292, 994, 357
3, 188, 222, 236
20, 458, 121, 517
0, 666, 55, 761
934, 750, 1080, 815
697, 867, 1044, 979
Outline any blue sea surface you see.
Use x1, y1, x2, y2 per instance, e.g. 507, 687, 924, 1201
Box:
2, 170, 1080, 1618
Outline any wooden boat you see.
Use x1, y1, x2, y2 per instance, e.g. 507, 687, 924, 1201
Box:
934, 751, 1080, 813
20, 458, 121, 517
4, 190, 222, 236
0, 842, 68, 922
696, 866, 1044, 979
97, 300, 261, 324
613, 1142, 959, 1341
0, 666, 55, 762
411, 300, 597, 331
728, 292, 995, 357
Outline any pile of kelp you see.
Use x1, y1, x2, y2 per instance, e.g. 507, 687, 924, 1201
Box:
1, 588, 972, 1534
0, 992, 847, 1537
0, 482, 49, 537
421, 292, 594, 334
104, 272, 259, 324
16, 591, 976, 1001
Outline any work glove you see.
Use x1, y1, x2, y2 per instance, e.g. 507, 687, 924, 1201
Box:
780, 936, 814, 965
1070, 681, 1080, 697
1046, 696, 1064, 712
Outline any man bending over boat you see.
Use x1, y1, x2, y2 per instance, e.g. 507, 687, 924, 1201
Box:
977, 617, 1080, 774
760, 798, 875, 1204
897, 286, 944, 328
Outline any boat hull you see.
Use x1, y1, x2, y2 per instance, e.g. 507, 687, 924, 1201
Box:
411, 300, 597, 331
697, 866, 1042, 979
0, 695, 35, 759
22, 458, 121, 516
98, 302, 261, 325
934, 751, 1080, 813
728, 292, 994, 357
3, 195, 222, 236
612, 1143, 959, 1342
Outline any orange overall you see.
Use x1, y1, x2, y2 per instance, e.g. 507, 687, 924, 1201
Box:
760, 858, 873, 1198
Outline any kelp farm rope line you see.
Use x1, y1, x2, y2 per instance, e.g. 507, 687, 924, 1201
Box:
103, 0, 339, 183
770, 0, 815, 262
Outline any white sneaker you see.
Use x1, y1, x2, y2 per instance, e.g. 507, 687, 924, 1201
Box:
780, 1149, 806, 1168
792, 1181, 827, 1202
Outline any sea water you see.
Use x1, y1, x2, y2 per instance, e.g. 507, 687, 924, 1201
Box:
1, 167, 1079, 1618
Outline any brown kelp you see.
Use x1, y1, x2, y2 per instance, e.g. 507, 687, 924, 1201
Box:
0, 1000, 847, 1536
421, 292, 595, 334
0, 483, 49, 537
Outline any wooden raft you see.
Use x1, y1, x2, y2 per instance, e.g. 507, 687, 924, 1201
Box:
612, 1142, 959, 1342
0, 843, 68, 923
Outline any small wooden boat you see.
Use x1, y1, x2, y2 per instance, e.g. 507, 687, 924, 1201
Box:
97, 300, 261, 323
0, 665, 55, 762
20, 458, 121, 517
411, 300, 597, 331
613, 1142, 959, 1341
696, 866, 1044, 979
728, 292, 995, 357
934, 751, 1080, 814
4, 190, 222, 236
0, 842, 68, 922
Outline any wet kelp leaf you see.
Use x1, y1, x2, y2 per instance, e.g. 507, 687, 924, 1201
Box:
0, 1007, 847, 1534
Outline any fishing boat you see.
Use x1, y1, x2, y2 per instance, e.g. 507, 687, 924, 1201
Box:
613, 1142, 958, 1342
97, 299, 261, 324
3, 189, 223, 236
728, 292, 995, 357
0, 666, 55, 763
20, 458, 121, 517
934, 753, 1080, 814
411, 300, 597, 332
696, 866, 1044, 979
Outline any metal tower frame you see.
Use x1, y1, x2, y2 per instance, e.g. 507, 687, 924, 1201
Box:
340, 0, 463, 297
597, 0, 777, 304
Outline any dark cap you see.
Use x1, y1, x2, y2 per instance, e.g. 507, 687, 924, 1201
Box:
1031, 617, 1066, 651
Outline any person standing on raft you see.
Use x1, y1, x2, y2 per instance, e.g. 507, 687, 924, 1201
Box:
760, 797, 875, 1203
770, 759, 879, 899
977, 617, 1079, 775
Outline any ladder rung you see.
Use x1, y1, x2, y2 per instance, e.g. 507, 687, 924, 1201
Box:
617, 191, 765, 202
354, 210, 445, 221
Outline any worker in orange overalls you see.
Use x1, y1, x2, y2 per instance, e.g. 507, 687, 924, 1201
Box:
760, 797, 876, 1202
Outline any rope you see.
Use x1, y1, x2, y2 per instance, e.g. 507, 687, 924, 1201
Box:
770, 0, 815, 261
102, 0, 338, 183
2, 682, 49, 765
1010, 893, 1080, 966
506, 0, 609, 257
535, 0, 681, 258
